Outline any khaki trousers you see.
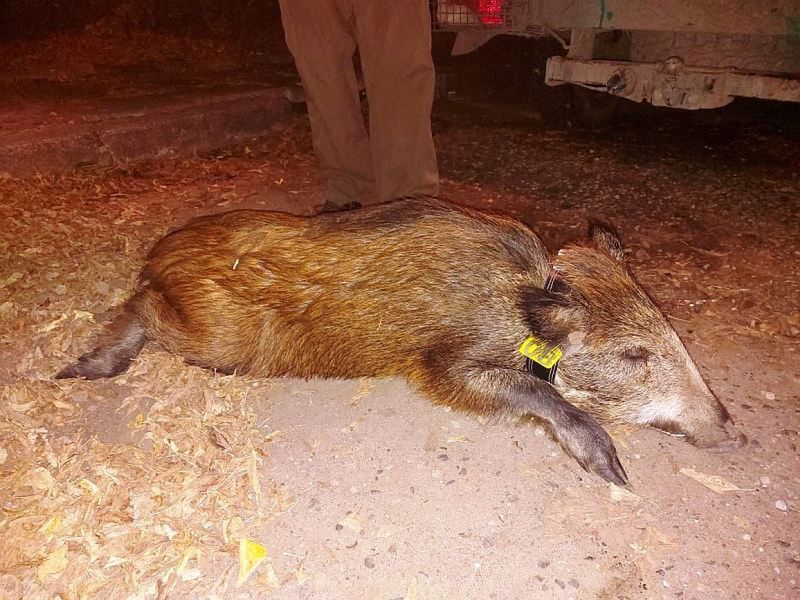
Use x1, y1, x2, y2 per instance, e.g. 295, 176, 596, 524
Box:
279, 0, 439, 204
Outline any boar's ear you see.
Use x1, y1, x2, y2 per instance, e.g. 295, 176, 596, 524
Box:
589, 221, 625, 262
521, 287, 587, 347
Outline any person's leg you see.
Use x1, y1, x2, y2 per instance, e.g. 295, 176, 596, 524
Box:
279, 0, 376, 206
354, 0, 439, 203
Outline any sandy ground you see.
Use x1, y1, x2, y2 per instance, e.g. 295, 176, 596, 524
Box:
2, 84, 799, 598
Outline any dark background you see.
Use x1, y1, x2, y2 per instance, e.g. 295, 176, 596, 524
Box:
0, 0, 283, 41
1, 1, 796, 129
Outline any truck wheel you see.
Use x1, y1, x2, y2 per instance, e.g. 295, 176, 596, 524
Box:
570, 86, 620, 128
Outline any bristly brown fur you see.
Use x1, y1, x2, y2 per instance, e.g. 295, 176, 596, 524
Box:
58, 197, 743, 485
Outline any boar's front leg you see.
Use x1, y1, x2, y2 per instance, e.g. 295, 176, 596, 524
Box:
418, 363, 628, 486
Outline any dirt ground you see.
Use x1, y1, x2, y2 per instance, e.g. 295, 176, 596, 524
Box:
2, 33, 800, 600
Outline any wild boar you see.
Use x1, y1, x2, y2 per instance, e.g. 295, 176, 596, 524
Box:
57, 198, 744, 485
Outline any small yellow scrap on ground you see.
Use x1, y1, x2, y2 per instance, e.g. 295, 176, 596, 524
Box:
237, 538, 268, 587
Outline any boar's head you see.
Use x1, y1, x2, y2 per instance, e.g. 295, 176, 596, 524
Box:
524, 223, 744, 451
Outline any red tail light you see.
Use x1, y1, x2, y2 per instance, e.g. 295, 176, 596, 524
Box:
478, 0, 504, 25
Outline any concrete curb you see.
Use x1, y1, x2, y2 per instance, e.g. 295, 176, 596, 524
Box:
0, 88, 290, 176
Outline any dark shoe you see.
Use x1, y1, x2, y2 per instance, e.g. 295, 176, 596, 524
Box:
318, 200, 363, 213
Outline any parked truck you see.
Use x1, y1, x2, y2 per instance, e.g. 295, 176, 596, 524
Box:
434, 1, 800, 123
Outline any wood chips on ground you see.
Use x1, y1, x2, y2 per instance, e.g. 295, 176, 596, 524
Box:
0, 165, 299, 599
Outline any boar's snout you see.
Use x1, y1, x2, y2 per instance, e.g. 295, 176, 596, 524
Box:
684, 402, 747, 452
701, 418, 748, 453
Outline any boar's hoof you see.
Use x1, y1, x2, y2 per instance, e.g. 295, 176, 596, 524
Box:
559, 409, 629, 487
578, 441, 628, 487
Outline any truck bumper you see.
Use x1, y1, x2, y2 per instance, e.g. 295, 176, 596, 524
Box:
545, 56, 800, 109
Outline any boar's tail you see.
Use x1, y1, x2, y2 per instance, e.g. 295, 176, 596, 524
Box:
56, 295, 147, 380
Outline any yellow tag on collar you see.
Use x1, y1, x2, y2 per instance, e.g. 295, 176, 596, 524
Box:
519, 336, 563, 368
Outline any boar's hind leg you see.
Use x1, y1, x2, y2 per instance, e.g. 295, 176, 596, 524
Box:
55, 307, 146, 380
421, 366, 628, 486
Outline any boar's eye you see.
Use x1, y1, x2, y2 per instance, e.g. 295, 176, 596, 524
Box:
622, 346, 651, 363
